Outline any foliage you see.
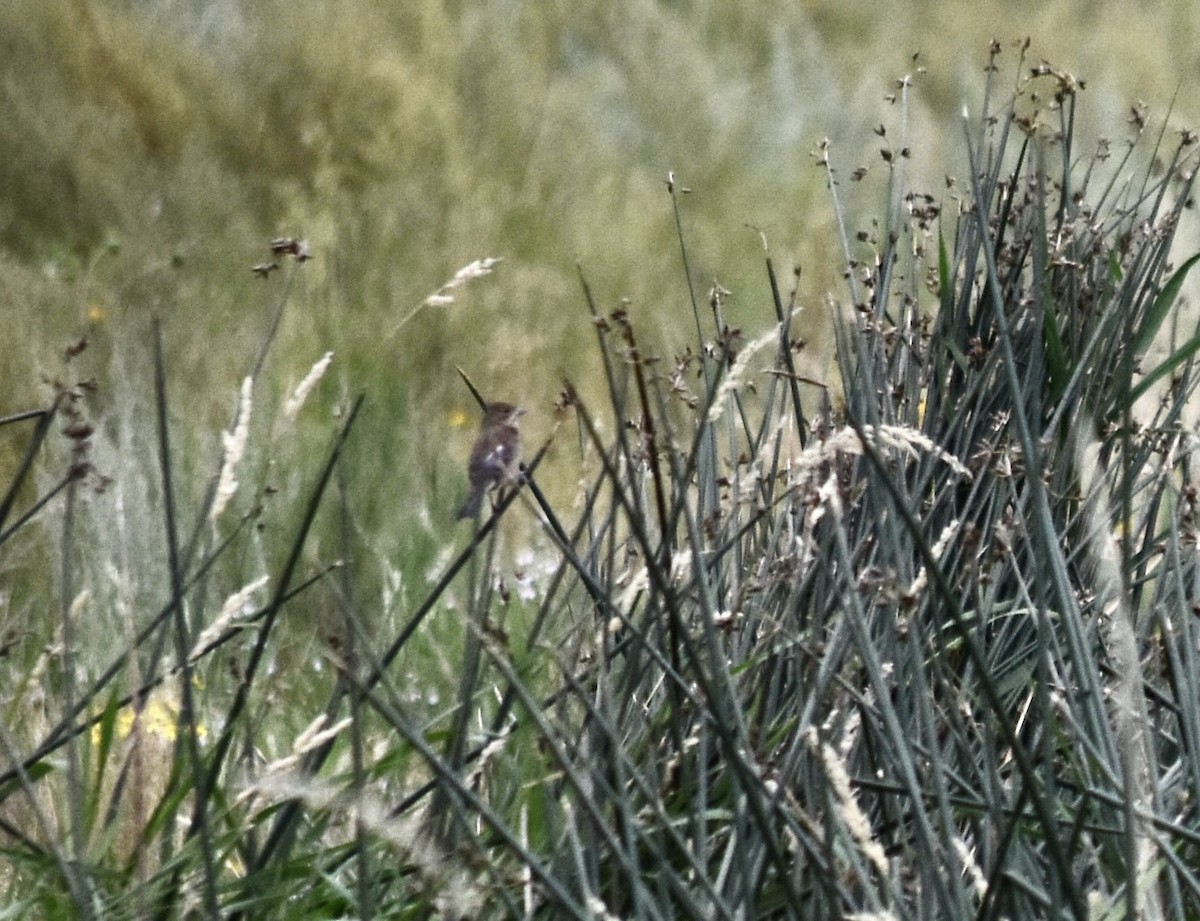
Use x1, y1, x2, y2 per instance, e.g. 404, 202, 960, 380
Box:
3, 39, 1200, 919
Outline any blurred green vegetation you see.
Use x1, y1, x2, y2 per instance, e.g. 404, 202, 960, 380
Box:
3, 4, 1200, 913
2, 0, 1198, 553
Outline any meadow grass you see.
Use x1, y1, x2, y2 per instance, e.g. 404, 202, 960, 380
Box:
3, 34, 1200, 918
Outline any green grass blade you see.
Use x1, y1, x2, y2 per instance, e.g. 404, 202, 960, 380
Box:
1124, 328, 1200, 410
1130, 251, 1200, 360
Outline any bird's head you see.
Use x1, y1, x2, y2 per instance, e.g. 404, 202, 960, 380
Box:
484, 402, 524, 427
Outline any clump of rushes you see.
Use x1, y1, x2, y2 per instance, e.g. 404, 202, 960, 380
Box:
387, 41, 1200, 919
5, 42, 1200, 920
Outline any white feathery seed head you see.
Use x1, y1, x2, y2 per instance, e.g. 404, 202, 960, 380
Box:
211, 377, 253, 527
284, 351, 334, 420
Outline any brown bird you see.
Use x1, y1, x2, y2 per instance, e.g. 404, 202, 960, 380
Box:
457, 402, 524, 520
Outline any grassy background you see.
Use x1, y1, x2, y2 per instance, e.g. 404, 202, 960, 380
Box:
3, 0, 1198, 554
4, 2, 1200, 916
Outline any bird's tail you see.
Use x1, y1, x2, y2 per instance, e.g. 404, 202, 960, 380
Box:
456, 487, 484, 521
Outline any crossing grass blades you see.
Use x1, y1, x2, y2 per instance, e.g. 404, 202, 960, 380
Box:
2, 42, 1200, 919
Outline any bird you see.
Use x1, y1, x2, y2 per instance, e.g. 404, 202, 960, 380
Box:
457, 401, 524, 520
